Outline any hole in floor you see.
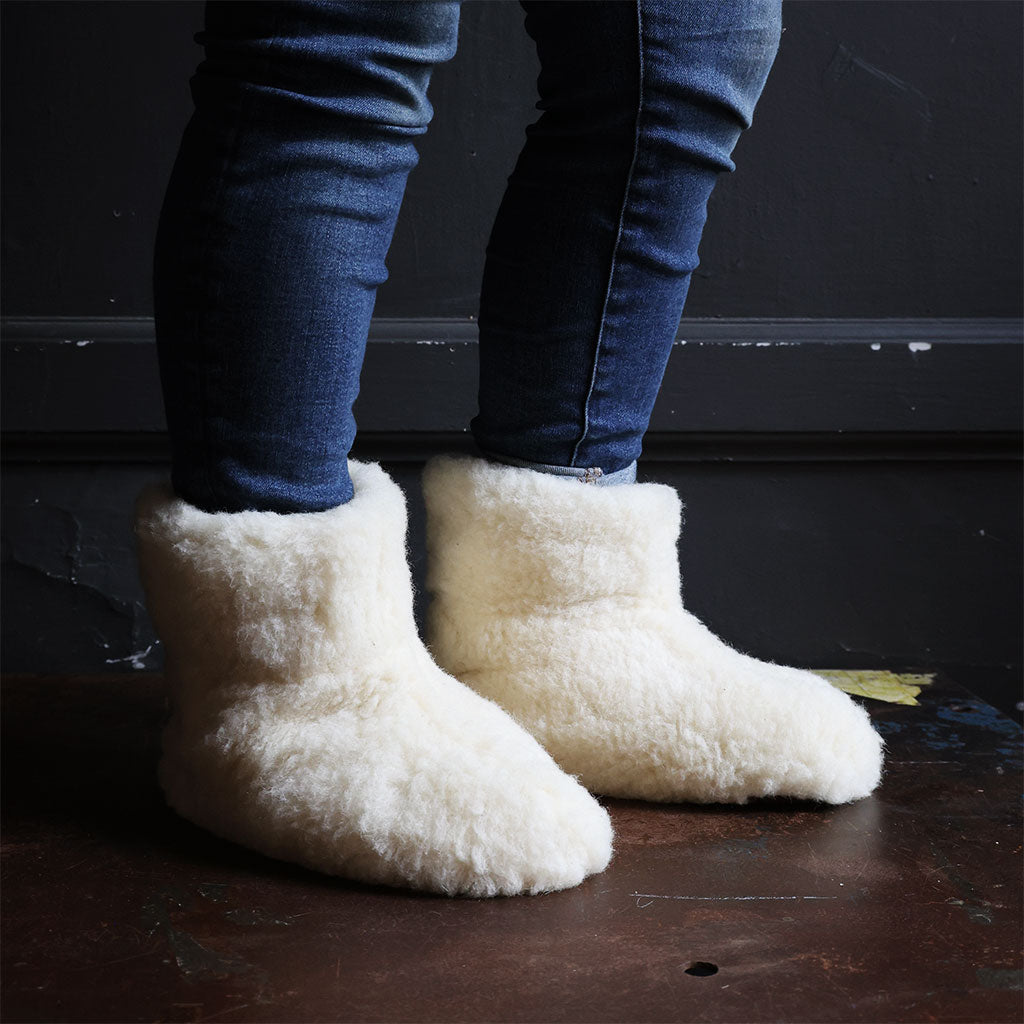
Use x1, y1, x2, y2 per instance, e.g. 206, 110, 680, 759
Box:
685, 961, 719, 977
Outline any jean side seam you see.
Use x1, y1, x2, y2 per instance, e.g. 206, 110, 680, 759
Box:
569, 0, 645, 469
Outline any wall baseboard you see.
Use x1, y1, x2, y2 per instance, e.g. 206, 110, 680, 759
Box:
2, 318, 1021, 454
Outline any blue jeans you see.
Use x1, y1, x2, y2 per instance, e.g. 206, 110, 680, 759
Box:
154, 0, 782, 513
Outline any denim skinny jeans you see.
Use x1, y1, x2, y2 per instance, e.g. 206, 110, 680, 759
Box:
154, 0, 782, 513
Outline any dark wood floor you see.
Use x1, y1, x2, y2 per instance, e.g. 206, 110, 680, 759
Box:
2, 673, 1021, 1023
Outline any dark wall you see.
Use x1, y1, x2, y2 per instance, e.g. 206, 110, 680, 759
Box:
2, 2, 1022, 716
2, 0, 1022, 317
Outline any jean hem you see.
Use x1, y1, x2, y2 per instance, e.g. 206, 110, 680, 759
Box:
477, 449, 637, 486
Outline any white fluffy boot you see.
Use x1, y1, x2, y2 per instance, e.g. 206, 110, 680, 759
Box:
135, 461, 612, 896
423, 455, 884, 805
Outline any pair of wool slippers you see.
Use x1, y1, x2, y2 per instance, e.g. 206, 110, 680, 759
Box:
135, 455, 884, 897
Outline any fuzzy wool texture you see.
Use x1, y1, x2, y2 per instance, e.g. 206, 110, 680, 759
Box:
423, 455, 885, 805
134, 461, 612, 897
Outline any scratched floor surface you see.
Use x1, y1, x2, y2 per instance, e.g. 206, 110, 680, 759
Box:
2, 673, 1021, 1023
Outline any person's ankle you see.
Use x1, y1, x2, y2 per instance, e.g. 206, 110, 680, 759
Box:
475, 448, 637, 487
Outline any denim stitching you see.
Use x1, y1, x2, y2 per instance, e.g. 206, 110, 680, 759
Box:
569, 0, 645, 469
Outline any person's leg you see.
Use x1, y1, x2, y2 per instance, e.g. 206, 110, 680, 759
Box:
424, 0, 884, 804
140, 0, 612, 896
154, 0, 455, 512
471, 0, 780, 482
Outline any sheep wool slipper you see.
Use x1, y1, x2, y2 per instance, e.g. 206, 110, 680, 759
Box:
422, 455, 884, 805
134, 461, 612, 897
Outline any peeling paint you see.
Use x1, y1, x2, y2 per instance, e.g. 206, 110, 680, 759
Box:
2, 492, 158, 672
673, 339, 799, 348
104, 645, 154, 670
724, 340, 799, 347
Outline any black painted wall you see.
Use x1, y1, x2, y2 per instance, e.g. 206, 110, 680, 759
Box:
2, 2, 1022, 716
2, 0, 1022, 317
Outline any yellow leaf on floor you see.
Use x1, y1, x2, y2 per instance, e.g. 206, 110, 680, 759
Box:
815, 669, 936, 706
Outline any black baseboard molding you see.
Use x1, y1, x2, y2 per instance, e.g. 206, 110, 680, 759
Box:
2, 317, 1021, 453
